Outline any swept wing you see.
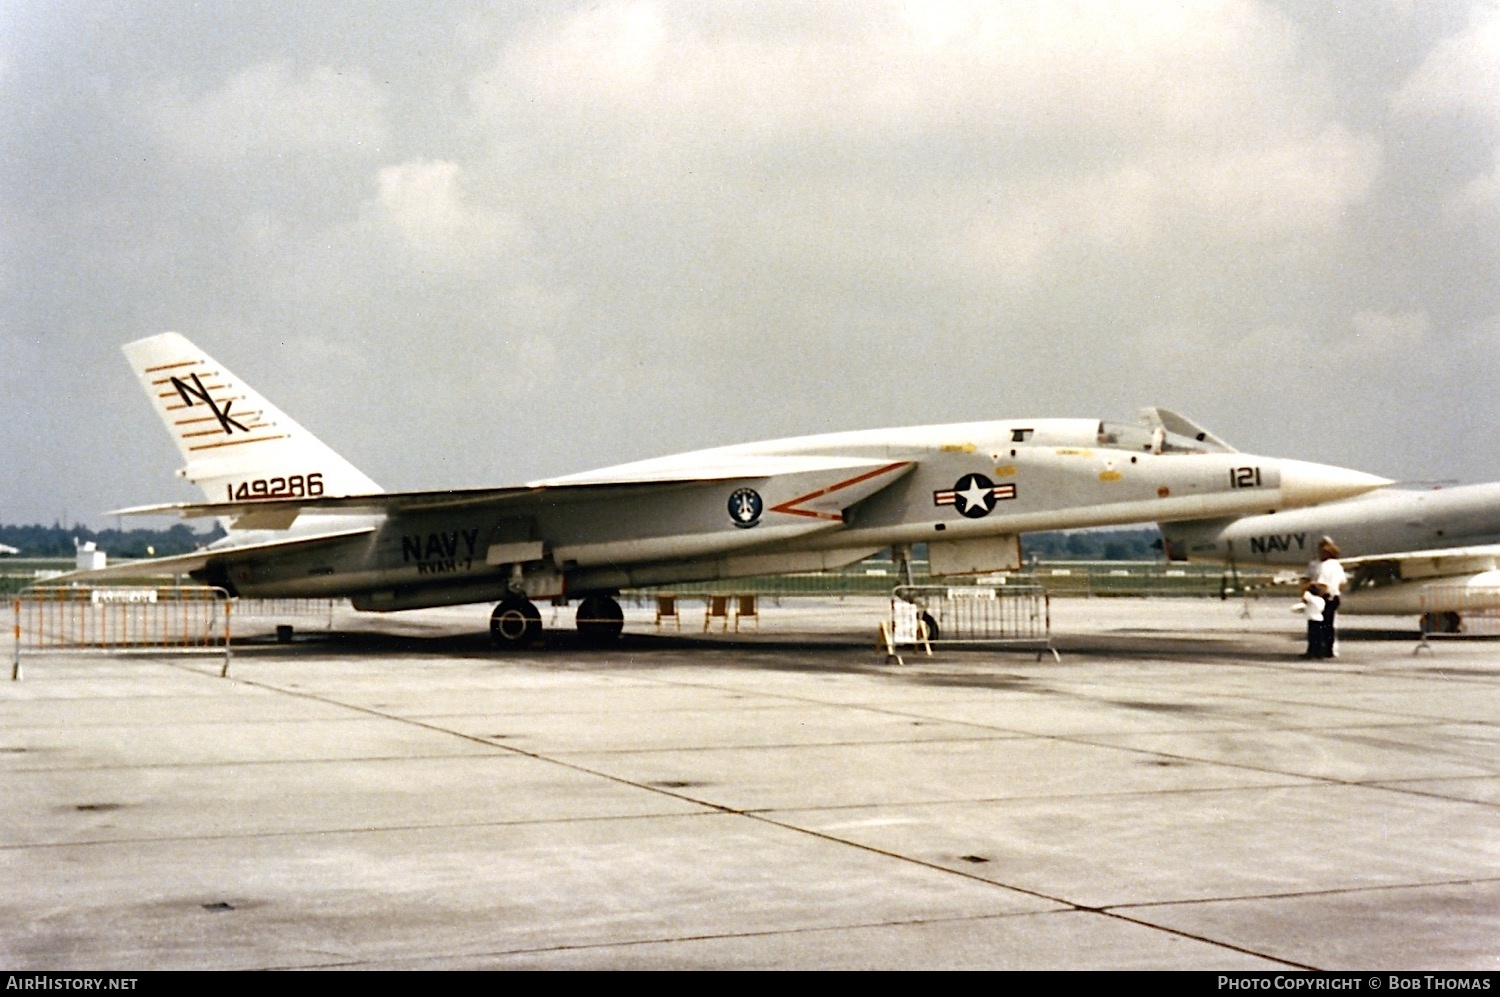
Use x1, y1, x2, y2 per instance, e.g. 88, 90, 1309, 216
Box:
110, 455, 914, 529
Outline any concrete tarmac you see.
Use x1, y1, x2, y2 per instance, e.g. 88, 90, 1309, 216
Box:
2, 596, 1496, 970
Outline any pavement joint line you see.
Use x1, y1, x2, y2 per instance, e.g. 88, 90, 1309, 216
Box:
1102, 874, 1500, 910
1367, 774, 1500, 801
1094, 909, 1318, 970
1037, 732, 1500, 797
43, 655, 1396, 964
11, 768, 1480, 853
263, 906, 1200, 970
16, 677, 1486, 810
0, 809, 736, 851
0, 753, 576, 775
729, 810, 1317, 969
611, 661, 1499, 723
13, 717, 1481, 808
12, 727, 1341, 970
218, 672, 753, 816
13, 663, 1495, 814
8, 602, 1488, 965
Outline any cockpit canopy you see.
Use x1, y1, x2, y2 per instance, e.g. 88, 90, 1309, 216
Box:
999, 409, 1234, 455
1095, 421, 1200, 455
1086, 407, 1236, 455
1100, 408, 1237, 455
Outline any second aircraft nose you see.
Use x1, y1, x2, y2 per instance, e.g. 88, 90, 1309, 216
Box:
1276, 459, 1392, 508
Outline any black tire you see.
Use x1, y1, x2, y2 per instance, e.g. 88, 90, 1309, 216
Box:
576, 594, 625, 642
920, 612, 940, 642
490, 596, 542, 648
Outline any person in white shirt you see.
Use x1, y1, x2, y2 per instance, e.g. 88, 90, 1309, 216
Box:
1305, 537, 1347, 658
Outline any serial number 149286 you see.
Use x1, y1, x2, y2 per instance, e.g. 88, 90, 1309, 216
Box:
226, 473, 324, 501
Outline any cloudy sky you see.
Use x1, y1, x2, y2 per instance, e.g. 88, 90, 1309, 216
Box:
3, 1, 1497, 528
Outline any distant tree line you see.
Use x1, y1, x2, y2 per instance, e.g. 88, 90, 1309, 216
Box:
0, 522, 226, 558
1020, 527, 1164, 562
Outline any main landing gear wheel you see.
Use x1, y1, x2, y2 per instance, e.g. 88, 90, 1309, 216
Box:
576, 594, 625, 642
490, 596, 542, 648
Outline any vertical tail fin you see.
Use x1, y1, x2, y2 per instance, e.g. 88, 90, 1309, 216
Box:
124, 332, 382, 504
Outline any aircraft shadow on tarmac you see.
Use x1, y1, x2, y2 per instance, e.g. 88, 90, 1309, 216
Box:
216, 620, 1500, 701
230, 619, 1432, 666
233, 626, 886, 659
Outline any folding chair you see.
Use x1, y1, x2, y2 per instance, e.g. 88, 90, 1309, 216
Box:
705, 594, 731, 632
734, 594, 759, 632
654, 594, 680, 630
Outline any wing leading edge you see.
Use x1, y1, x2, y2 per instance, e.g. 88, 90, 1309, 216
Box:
110, 456, 916, 529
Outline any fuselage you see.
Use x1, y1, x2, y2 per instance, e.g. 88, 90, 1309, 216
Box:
1161, 483, 1500, 566
1160, 482, 1500, 619
195, 418, 1389, 610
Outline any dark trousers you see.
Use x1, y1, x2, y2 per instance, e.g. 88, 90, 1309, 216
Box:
1318, 596, 1340, 657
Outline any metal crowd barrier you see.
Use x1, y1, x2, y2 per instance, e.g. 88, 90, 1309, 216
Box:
231, 598, 341, 638
884, 583, 1058, 663
12, 586, 233, 679
1415, 582, 1500, 653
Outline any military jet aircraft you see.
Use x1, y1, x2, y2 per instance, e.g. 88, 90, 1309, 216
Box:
1160, 482, 1500, 629
65, 332, 1390, 646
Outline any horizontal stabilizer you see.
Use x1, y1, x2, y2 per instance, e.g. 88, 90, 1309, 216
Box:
50, 527, 377, 584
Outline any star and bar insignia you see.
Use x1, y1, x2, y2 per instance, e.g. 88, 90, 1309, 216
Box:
933, 473, 1016, 519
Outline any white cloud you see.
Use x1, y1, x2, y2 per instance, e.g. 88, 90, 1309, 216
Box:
465, 0, 1375, 294
354, 159, 531, 278
1347, 308, 1433, 354
145, 61, 389, 164
10, 2, 1500, 522
1169, 309, 1431, 374
475, 1, 1323, 149
1447, 148, 1500, 218
1392, 5, 1500, 125
965, 123, 1380, 287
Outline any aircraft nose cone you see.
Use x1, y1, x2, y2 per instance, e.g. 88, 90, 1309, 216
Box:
1278, 460, 1392, 508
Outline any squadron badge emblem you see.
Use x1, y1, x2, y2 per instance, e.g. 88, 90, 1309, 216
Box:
728, 488, 763, 528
